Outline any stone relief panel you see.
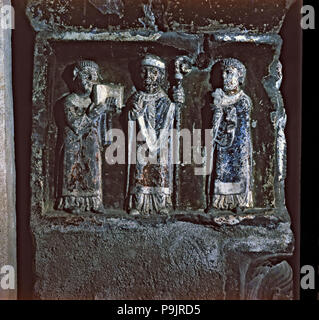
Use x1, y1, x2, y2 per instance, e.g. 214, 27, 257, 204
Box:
26, 0, 297, 300
31, 35, 289, 219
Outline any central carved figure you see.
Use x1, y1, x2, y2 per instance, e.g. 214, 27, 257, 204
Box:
126, 54, 184, 215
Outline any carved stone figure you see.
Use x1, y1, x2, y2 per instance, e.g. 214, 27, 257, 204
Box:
272, 61, 287, 183
55, 60, 116, 214
207, 58, 253, 213
126, 54, 185, 215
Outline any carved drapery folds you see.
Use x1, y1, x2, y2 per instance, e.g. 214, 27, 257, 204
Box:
245, 260, 293, 300
206, 58, 253, 214
54, 60, 119, 214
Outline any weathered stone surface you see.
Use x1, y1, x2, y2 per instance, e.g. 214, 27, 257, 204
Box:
0, 0, 17, 300
26, 0, 296, 33
33, 214, 293, 300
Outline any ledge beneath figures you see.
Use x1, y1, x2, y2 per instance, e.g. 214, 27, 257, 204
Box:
32, 209, 294, 300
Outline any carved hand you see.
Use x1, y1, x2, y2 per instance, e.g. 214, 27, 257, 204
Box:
172, 86, 185, 104
87, 102, 107, 119
105, 97, 118, 112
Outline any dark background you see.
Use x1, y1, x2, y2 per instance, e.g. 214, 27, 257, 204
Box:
299, 0, 319, 300
12, 0, 306, 300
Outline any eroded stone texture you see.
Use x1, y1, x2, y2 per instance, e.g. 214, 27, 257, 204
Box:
33, 214, 293, 300
26, 0, 295, 33
0, 0, 17, 300
89, 0, 124, 18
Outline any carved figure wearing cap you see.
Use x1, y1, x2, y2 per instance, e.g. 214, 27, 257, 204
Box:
126, 54, 185, 215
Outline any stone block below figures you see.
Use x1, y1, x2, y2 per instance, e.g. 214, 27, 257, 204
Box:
32, 212, 294, 300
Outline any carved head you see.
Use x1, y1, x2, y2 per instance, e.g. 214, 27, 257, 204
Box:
140, 54, 165, 93
221, 58, 246, 94
73, 60, 101, 96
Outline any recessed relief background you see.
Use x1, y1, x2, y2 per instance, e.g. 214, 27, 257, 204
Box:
39, 39, 279, 216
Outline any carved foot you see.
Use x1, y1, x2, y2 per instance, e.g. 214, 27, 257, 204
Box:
159, 208, 169, 215
92, 205, 105, 214
235, 207, 244, 214
129, 209, 140, 216
66, 207, 82, 215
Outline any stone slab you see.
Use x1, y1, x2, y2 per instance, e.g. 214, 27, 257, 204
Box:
33, 214, 294, 300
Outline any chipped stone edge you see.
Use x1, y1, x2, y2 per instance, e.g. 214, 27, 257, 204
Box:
25, 0, 296, 34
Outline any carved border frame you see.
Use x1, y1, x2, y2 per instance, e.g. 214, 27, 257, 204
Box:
30, 30, 289, 225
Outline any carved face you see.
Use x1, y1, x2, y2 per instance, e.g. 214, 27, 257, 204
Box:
74, 67, 99, 96
222, 66, 240, 93
141, 65, 161, 93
